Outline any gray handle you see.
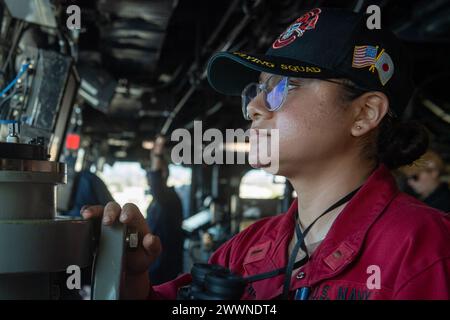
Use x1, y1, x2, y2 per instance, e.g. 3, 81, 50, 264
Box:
91, 221, 127, 300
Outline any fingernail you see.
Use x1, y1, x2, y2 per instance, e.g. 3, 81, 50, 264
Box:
81, 210, 91, 218
120, 213, 128, 222
103, 216, 111, 224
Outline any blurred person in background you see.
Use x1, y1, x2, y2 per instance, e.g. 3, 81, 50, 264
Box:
62, 167, 114, 218
145, 136, 184, 285
401, 150, 450, 213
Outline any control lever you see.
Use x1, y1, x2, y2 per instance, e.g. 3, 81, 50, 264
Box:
91, 220, 138, 300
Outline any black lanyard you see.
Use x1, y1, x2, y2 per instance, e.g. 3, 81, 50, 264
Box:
243, 186, 361, 299
281, 186, 360, 298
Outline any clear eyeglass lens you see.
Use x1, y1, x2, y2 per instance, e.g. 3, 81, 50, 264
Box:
242, 83, 258, 120
266, 77, 287, 111
242, 76, 288, 120
265, 75, 284, 91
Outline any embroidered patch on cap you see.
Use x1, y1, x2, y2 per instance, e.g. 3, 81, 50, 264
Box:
352, 45, 394, 86
272, 8, 322, 49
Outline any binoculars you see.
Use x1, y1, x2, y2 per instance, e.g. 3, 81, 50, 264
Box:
177, 263, 247, 300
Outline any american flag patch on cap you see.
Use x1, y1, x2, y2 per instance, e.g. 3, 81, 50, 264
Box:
352, 45, 378, 68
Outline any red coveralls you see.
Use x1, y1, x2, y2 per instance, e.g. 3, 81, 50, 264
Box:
148, 165, 450, 300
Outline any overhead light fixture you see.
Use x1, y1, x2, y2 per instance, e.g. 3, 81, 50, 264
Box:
142, 140, 154, 150
222, 142, 250, 153
114, 150, 127, 158
107, 138, 129, 147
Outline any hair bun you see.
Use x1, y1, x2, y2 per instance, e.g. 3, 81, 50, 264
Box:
378, 120, 429, 169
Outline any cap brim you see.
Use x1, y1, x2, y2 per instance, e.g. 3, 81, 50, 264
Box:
207, 51, 341, 96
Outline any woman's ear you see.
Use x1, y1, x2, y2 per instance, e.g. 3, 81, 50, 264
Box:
351, 91, 389, 137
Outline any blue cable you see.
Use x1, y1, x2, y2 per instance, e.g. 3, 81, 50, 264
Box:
0, 119, 17, 124
0, 119, 18, 124
0, 63, 30, 98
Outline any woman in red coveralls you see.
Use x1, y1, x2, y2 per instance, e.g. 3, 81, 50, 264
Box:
82, 8, 450, 300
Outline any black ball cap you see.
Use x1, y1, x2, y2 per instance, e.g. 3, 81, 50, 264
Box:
207, 7, 414, 116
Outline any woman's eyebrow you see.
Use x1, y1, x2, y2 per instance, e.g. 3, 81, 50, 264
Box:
258, 74, 270, 83
289, 78, 303, 84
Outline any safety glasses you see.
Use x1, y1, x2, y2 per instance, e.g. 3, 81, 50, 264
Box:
241, 75, 296, 120
241, 75, 369, 121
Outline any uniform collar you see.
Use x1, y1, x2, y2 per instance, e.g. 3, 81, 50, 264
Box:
300, 164, 399, 286
242, 164, 399, 299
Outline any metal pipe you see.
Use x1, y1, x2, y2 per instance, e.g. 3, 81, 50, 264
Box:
202, 0, 241, 54
160, 85, 197, 135
160, 5, 253, 136
1, 20, 24, 74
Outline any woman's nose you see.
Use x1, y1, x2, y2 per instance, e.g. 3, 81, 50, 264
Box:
247, 93, 272, 121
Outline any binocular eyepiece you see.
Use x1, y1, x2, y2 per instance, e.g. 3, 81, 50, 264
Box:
177, 263, 246, 300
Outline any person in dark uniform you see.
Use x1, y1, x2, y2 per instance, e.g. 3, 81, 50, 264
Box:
63, 170, 114, 217
402, 150, 450, 213
145, 136, 184, 285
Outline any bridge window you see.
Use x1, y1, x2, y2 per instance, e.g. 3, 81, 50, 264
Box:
239, 169, 286, 199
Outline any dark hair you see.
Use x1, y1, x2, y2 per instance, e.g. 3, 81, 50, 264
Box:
339, 79, 429, 170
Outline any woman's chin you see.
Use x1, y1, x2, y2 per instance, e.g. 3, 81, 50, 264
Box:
249, 160, 282, 175
249, 160, 271, 169
248, 152, 270, 168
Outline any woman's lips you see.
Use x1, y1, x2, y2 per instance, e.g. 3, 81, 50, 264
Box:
249, 128, 273, 168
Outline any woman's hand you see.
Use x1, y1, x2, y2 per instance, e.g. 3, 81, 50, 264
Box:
151, 135, 167, 171
81, 201, 162, 299
153, 135, 166, 156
